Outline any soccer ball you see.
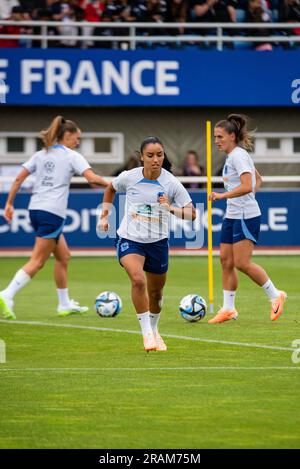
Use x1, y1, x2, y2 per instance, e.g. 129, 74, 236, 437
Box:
95, 291, 122, 318
179, 294, 207, 322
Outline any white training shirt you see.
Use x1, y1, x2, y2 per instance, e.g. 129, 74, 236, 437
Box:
23, 144, 90, 219
112, 167, 192, 243
222, 146, 261, 220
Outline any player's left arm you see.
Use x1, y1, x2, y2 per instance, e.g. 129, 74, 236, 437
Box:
254, 168, 262, 193
4, 167, 30, 223
158, 194, 196, 221
210, 172, 252, 201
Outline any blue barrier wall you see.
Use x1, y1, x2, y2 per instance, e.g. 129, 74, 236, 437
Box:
0, 190, 298, 248
0, 49, 300, 106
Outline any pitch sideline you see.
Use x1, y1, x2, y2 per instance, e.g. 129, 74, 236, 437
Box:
0, 318, 294, 352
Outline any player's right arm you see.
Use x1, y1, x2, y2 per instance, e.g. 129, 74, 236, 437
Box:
82, 168, 108, 188
4, 168, 30, 223
97, 182, 116, 232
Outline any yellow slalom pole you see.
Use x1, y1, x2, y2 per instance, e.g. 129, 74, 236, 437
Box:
206, 121, 214, 313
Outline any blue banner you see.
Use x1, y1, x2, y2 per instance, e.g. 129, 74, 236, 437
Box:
0, 190, 298, 248
0, 49, 299, 106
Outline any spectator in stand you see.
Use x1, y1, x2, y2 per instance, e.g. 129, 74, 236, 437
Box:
82, 0, 104, 21
182, 150, 205, 189
190, 0, 237, 23
120, 1, 139, 23
145, 0, 167, 38
166, 0, 188, 35
246, 0, 273, 50
0, 0, 20, 19
77, 0, 104, 47
146, 0, 167, 22
101, 0, 124, 20
32, 7, 56, 47
18, 0, 47, 17
189, 0, 236, 44
69, 0, 85, 21
0, 5, 27, 47
90, 0, 123, 48
57, 3, 79, 46
279, 0, 300, 36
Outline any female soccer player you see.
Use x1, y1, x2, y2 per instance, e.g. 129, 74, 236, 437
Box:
208, 114, 287, 324
98, 136, 196, 352
0, 115, 108, 320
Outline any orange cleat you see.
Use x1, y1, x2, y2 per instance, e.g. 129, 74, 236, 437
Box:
208, 308, 238, 324
270, 291, 287, 321
155, 333, 167, 351
143, 331, 156, 352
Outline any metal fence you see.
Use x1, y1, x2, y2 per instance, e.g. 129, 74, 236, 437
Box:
0, 21, 300, 50
1, 175, 300, 187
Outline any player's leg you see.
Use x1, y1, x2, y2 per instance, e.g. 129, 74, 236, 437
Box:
208, 243, 239, 324
121, 253, 148, 311
146, 271, 167, 351
53, 234, 70, 289
220, 242, 238, 292
53, 235, 88, 317
233, 239, 268, 284
233, 239, 286, 320
209, 218, 239, 324
120, 253, 156, 351
0, 237, 56, 319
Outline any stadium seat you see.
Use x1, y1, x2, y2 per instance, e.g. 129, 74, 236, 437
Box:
233, 41, 254, 50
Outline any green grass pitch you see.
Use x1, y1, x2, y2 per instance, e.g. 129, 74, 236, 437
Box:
0, 256, 299, 449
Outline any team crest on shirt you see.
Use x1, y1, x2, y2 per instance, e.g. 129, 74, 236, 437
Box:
44, 161, 55, 174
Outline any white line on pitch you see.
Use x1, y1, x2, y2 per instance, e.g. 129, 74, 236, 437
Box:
0, 319, 293, 352
0, 367, 299, 372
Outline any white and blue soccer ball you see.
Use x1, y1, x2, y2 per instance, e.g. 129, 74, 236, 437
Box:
179, 294, 207, 322
95, 291, 122, 318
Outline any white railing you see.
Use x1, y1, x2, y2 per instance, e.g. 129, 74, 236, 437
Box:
0, 175, 300, 186
0, 21, 300, 51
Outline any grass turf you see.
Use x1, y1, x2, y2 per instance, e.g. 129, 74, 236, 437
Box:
0, 256, 299, 449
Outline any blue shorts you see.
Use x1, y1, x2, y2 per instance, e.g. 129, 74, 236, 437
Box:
116, 236, 169, 275
220, 216, 261, 244
29, 210, 65, 240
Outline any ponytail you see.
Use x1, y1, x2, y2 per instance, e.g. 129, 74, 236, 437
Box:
215, 114, 254, 151
140, 136, 173, 173
40, 115, 78, 149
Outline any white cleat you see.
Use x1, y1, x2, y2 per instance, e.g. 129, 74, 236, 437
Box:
57, 299, 89, 317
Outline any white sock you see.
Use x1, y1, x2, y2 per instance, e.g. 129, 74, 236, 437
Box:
137, 312, 152, 335
223, 290, 236, 310
262, 279, 280, 300
57, 288, 70, 307
149, 312, 160, 335
1, 269, 31, 300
